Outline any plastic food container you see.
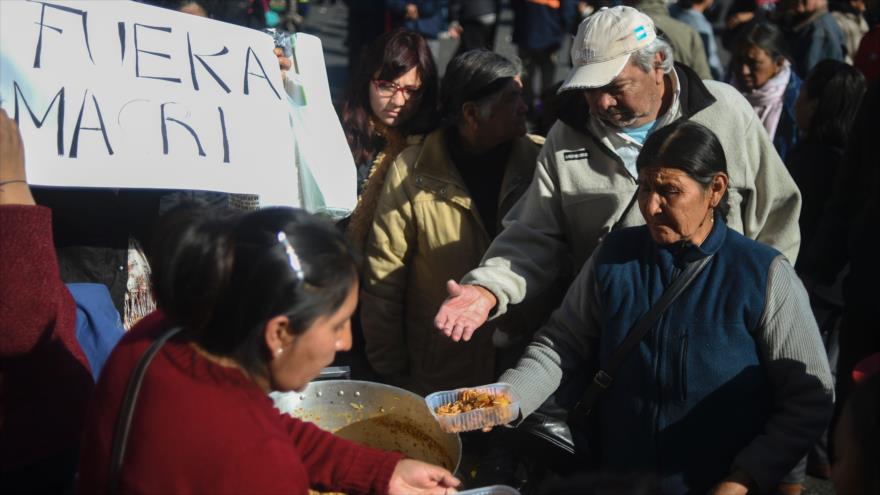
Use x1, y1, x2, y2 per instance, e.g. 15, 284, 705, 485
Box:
424, 383, 519, 433
457, 485, 521, 495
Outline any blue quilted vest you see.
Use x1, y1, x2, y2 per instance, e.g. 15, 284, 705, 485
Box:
592, 218, 781, 494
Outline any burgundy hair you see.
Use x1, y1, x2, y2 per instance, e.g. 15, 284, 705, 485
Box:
340, 28, 439, 166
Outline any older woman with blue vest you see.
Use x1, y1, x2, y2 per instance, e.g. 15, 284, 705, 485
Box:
497, 120, 834, 495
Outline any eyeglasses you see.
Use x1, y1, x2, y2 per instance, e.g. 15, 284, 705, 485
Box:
372, 80, 423, 100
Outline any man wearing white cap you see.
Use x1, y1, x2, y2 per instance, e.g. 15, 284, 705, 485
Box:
434, 4, 802, 383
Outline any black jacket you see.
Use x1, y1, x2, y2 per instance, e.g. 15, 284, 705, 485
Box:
32, 188, 162, 315
449, 0, 499, 21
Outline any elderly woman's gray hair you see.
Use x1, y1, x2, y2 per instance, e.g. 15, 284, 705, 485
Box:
440, 50, 522, 123
631, 37, 674, 74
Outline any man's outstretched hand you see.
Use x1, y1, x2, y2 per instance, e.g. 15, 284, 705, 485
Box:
434, 280, 497, 342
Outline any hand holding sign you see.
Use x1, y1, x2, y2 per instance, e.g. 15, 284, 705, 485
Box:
275, 47, 293, 73
0, 108, 35, 206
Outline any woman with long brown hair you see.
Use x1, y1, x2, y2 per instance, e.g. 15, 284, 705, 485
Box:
342, 28, 439, 253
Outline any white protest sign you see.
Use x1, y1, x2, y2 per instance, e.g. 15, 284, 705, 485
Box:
278, 32, 357, 217
0, 0, 296, 199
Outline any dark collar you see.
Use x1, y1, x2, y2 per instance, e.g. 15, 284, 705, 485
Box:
675, 62, 717, 118
445, 128, 512, 171
557, 63, 717, 133
659, 210, 727, 266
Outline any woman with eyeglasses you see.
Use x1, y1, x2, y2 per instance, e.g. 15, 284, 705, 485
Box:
75, 203, 460, 494
342, 28, 439, 254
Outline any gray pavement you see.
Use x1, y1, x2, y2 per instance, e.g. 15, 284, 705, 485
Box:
295, 3, 350, 104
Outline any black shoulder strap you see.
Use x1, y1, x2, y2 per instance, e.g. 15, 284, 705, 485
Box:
611, 188, 639, 232
108, 326, 183, 494
572, 255, 713, 416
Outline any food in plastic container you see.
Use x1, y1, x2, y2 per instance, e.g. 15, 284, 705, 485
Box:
436, 389, 510, 415
425, 383, 519, 433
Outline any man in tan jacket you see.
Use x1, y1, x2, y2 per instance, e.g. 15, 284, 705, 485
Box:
360, 50, 550, 394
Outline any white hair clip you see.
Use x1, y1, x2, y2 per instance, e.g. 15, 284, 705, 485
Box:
276, 231, 305, 282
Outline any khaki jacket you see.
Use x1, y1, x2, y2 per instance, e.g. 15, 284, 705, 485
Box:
361, 128, 544, 394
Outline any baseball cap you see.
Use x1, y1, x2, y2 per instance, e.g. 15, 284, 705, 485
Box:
559, 6, 657, 92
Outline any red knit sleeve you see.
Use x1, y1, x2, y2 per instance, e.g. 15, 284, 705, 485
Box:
281, 413, 403, 495
0, 204, 93, 470
0, 204, 86, 370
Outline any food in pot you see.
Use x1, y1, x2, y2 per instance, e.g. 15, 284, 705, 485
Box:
435, 389, 511, 416
334, 414, 455, 471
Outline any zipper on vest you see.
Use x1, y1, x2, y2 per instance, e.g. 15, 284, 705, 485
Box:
679, 334, 688, 402
652, 312, 666, 465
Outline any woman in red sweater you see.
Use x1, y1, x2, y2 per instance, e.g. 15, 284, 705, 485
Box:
69, 180, 458, 490
0, 113, 95, 491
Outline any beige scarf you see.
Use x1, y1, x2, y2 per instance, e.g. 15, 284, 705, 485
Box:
742, 60, 791, 141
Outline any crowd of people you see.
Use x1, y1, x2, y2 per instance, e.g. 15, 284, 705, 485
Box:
2, 0, 880, 494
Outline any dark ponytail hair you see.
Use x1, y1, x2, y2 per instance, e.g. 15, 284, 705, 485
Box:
801, 60, 866, 148
150, 206, 357, 380
341, 28, 439, 165
733, 21, 790, 65
637, 120, 731, 218
440, 49, 521, 124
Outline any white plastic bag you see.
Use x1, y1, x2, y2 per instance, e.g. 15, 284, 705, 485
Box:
259, 33, 356, 219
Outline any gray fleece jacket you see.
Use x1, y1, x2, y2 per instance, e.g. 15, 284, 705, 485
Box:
462, 64, 801, 317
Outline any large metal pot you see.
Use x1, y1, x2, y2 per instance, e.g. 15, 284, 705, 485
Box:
271, 380, 462, 473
